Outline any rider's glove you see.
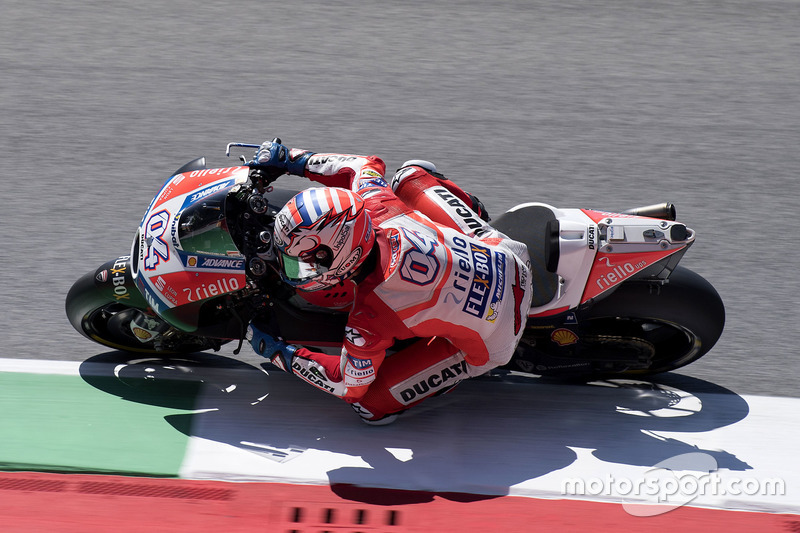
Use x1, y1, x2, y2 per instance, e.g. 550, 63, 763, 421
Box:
249, 324, 297, 372
469, 193, 491, 222
254, 139, 312, 176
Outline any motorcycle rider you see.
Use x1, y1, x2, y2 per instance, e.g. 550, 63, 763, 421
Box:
249, 139, 533, 424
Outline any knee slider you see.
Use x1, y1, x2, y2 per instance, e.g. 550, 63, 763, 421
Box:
400, 159, 437, 173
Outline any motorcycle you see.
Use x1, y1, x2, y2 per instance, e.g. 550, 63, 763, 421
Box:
66, 142, 725, 379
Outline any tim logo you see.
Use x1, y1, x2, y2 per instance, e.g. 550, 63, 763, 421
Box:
399, 228, 440, 286
347, 355, 373, 370
144, 210, 170, 270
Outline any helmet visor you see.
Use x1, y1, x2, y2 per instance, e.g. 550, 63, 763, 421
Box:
280, 252, 329, 284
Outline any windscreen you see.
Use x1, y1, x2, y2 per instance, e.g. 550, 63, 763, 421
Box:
177, 189, 241, 257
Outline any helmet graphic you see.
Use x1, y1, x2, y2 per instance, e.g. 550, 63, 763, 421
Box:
274, 187, 375, 291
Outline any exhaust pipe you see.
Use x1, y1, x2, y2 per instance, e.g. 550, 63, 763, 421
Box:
622, 202, 676, 221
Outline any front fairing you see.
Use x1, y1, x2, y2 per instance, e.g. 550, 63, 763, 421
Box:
131, 166, 250, 332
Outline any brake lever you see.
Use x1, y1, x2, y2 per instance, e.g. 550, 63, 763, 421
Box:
226, 142, 262, 158
248, 167, 285, 191
226, 141, 286, 189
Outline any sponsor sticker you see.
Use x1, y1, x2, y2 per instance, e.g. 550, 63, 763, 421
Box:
486, 251, 506, 323
186, 179, 233, 205
390, 356, 468, 405
132, 327, 154, 341
463, 243, 493, 318
345, 327, 367, 347
110, 257, 131, 301
551, 328, 579, 346
291, 360, 336, 394
183, 255, 244, 270
344, 354, 376, 386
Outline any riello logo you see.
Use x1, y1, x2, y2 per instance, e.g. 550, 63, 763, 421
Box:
595, 257, 648, 290
182, 277, 241, 302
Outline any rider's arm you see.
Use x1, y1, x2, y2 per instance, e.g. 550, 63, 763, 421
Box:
302, 154, 387, 192
255, 140, 489, 227
252, 320, 391, 403
289, 339, 389, 403
254, 140, 386, 191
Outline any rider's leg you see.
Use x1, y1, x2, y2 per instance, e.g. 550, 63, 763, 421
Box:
351, 337, 469, 424
390, 164, 491, 237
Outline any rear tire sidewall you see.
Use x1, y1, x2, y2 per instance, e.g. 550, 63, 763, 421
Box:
580, 267, 725, 374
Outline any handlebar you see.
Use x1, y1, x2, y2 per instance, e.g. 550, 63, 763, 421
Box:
226, 139, 286, 187
226, 138, 284, 163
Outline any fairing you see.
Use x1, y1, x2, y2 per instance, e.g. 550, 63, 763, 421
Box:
498, 203, 695, 318
130, 166, 250, 332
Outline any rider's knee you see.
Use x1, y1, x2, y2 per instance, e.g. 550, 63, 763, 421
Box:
390, 160, 446, 193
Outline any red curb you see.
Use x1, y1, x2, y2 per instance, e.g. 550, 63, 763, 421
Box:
0, 472, 796, 532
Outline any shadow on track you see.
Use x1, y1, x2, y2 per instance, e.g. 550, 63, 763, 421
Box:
79, 351, 750, 504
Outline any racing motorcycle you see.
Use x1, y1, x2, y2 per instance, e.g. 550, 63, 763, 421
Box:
66, 142, 725, 379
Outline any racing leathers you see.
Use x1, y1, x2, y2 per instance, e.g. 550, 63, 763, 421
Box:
261, 150, 533, 421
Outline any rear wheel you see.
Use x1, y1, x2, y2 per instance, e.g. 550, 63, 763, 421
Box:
514, 267, 725, 378
585, 266, 724, 375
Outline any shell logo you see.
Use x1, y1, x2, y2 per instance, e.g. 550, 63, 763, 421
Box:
551, 328, 579, 346
132, 327, 153, 341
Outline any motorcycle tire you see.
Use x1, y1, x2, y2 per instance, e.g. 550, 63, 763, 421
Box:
66, 269, 227, 354
578, 266, 725, 376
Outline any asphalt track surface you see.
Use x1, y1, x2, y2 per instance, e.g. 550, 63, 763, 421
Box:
2, 0, 799, 404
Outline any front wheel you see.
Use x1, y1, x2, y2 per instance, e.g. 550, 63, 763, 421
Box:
66, 268, 228, 354
514, 267, 725, 378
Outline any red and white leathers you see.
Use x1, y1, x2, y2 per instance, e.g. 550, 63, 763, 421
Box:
280, 151, 533, 421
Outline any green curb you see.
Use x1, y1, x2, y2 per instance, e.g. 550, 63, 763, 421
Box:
0, 371, 196, 477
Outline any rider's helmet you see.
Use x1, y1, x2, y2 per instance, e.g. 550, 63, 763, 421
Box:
273, 187, 375, 291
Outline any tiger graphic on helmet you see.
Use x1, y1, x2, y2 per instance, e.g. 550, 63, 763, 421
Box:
274, 187, 375, 291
